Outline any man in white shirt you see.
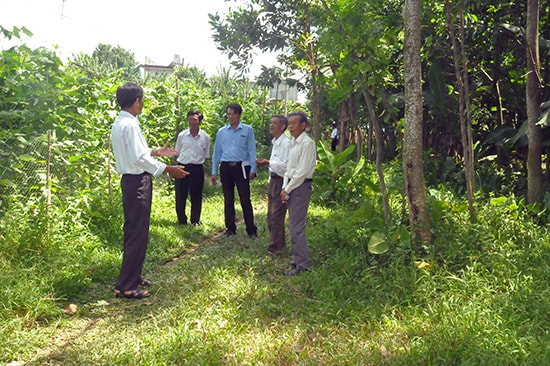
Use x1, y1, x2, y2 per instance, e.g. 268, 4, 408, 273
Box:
256, 115, 290, 256
111, 83, 188, 299
281, 111, 316, 276
174, 110, 211, 226
330, 122, 338, 151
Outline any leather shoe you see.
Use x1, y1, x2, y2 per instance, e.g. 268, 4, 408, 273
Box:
223, 230, 236, 236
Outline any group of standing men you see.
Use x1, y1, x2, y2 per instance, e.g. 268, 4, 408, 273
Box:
110, 83, 316, 299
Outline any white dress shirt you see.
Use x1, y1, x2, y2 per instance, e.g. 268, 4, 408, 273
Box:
283, 131, 316, 193
269, 133, 290, 178
111, 111, 166, 177
175, 128, 211, 164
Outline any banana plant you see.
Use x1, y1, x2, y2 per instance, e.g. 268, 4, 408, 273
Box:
316, 140, 365, 202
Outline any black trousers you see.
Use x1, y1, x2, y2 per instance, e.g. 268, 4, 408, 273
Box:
220, 162, 257, 235
116, 172, 152, 292
331, 137, 338, 151
175, 163, 204, 224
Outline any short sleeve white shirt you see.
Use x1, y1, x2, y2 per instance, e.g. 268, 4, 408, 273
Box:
175, 129, 211, 165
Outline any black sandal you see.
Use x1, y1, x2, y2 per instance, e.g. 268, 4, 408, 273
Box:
115, 288, 150, 299
139, 278, 152, 287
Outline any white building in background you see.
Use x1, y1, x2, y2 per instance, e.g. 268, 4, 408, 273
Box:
140, 54, 183, 79
140, 55, 301, 103
268, 81, 299, 102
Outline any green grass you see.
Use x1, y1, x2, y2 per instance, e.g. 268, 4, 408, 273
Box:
1, 175, 550, 365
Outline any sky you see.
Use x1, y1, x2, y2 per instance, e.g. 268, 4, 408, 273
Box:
0, 0, 273, 77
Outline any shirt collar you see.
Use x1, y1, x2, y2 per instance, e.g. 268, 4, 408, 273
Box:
184, 128, 202, 136
292, 131, 307, 143
120, 110, 136, 119
272, 134, 287, 145
224, 122, 242, 130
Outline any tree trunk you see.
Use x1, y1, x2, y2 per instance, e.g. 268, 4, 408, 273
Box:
347, 93, 363, 159
361, 81, 391, 225
305, 4, 322, 143
338, 100, 350, 153
403, 0, 431, 244
526, 0, 543, 204
445, 2, 476, 223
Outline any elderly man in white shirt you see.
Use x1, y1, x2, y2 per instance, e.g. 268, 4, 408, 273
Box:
281, 111, 316, 276
256, 114, 290, 256
111, 83, 188, 299
174, 109, 211, 226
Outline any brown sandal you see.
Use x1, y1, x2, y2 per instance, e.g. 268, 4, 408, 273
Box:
115, 288, 150, 299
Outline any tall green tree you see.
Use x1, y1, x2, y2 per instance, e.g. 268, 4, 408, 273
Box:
313, 0, 404, 224
445, 0, 476, 223
403, 0, 431, 244
91, 44, 141, 82
209, 0, 324, 141
526, 0, 543, 204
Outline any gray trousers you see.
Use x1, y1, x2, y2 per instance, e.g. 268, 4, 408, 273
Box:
267, 176, 287, 253
288, 180, 312, 269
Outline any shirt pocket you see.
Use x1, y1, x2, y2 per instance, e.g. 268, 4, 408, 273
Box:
237, 134, 248, 148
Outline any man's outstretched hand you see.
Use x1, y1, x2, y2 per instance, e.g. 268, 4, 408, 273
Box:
166, 165, 189, 179
154, 141, 178, 157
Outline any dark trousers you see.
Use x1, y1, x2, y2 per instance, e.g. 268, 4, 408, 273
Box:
288, 180, 312, 269
331, 138, 338, 151
267, 175, 287, 253
116, 173, 152, 292
220, 162, 256, 235
175, 163, 204, 224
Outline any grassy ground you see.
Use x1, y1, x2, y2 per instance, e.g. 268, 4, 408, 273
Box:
2, 175, 550, 365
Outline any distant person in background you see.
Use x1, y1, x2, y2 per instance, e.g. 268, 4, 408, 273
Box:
211, 103, 258, 238
256, 115, 290, 256
111, 82, 188, 299
281, 111, 316, 276
330, 122, 339, 151
174, 109, 211, 226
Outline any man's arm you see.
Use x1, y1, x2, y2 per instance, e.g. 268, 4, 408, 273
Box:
152, 140, 178, 157
256, 158, 269, 167
247, 126, 257, 178
211, 133, 221, 175
210, 131, 220, 185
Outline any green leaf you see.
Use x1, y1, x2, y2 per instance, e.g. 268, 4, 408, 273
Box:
368, 231, 389, 255
537, 109, 550, 127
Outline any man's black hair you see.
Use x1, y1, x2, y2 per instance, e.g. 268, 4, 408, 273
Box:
226, 103, 243, 115
116, 83, 143, 109
272, 114, 288, 130
287, 111, 308, 125
187, 109, 204, 122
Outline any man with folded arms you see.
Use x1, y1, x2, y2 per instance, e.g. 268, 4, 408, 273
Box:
111, 83, 188, 299
256, 115, 290, 256
281, 111, 316, 276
